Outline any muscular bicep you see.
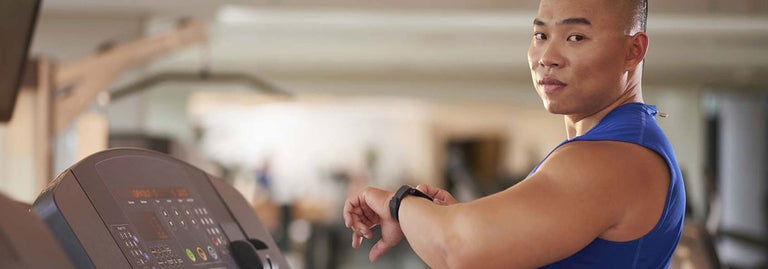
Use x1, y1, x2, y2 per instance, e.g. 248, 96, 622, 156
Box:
444, 144, 626, 268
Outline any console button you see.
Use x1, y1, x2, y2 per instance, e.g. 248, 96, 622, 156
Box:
197, 247, 208, 261
207, 245, 219, 260
185, 248, 196, 262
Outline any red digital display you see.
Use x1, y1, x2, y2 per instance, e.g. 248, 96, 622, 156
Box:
122, 187, 190, 199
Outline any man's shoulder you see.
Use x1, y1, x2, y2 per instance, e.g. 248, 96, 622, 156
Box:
553, 140, 653, 160
542, 140, 667, 183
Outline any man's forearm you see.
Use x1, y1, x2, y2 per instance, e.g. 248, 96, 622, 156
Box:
398, 195, 455, 268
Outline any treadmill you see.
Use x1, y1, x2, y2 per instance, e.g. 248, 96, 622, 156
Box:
0, 193, 74, 269
33, 148, 289, 269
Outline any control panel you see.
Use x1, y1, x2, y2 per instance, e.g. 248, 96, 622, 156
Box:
33, 148, 288, 269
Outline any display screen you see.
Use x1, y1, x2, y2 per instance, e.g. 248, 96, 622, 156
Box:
120, 187, 190, 200
128, 211, 169, 241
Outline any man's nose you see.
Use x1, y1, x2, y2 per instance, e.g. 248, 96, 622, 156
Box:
538, 45, 564, 69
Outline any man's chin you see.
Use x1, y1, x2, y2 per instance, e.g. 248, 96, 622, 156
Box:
543, 103, 571, 116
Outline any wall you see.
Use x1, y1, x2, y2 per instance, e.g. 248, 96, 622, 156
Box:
431, 100, 564, 176
717, 92, 767, 268
0, 90, 39, 202
646, 87, 707, 221
188, 92, 437, 204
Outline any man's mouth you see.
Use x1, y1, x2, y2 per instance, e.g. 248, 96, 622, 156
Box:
538, 78, 567, 93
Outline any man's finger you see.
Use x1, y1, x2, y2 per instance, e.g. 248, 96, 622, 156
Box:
361, 205, 379, 224
416, 184, 458, 205
343, 198, 363, 228
369, 238, 397, 262
416, 184, 439, 198
354, 224, 372, 239
351, 231, 364, 248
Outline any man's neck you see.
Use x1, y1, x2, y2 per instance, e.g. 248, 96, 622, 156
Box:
564, 84, 643, 139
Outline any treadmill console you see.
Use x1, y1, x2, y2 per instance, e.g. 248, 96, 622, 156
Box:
33, 148, 289, 269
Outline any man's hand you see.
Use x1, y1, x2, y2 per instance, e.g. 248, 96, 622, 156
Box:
343, 185, 455, 262
416, 184, 458, 205
342, 187, 403, 262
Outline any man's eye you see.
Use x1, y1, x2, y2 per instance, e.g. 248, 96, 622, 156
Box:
567, 35, 585, 42
534, 33, 547, 40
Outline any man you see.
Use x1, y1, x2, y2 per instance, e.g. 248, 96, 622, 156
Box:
343, 0, 686, 268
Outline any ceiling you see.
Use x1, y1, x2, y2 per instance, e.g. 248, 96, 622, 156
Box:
38, 0, 768, 15
35, 0, 768, 98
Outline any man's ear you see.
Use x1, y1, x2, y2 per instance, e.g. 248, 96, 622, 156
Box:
625, 32, 649, 71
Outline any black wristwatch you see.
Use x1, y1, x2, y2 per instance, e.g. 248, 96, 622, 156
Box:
389, 185, 433, 222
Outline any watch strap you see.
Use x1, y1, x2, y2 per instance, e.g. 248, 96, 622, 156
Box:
389, 185, 433, 222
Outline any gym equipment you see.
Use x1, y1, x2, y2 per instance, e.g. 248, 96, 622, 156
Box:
33, 148, 289, 269
0, 0, 40, 122
0, 193, 73, 269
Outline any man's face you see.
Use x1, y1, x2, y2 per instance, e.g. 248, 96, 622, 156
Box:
527, 0, 631, 117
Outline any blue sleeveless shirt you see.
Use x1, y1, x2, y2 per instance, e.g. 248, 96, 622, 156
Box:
531, 103, 686, 269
